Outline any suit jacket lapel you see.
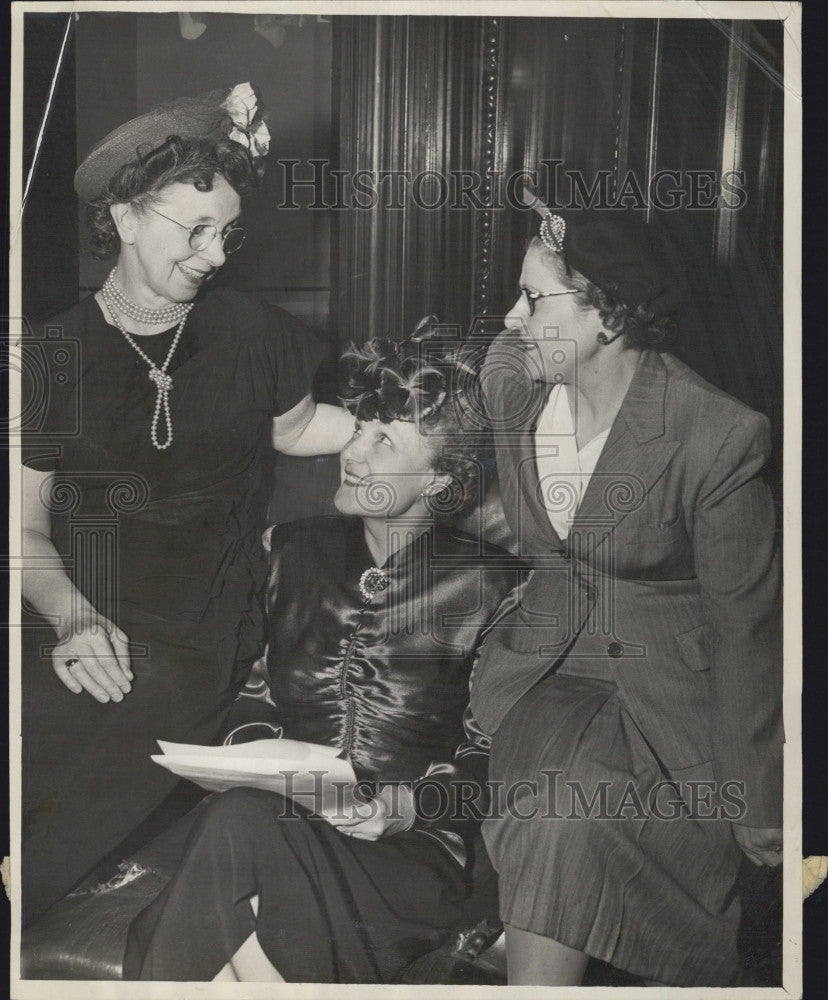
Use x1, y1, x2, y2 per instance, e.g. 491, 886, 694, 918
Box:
519, 428, 567, 552
571, 351, 680, 554
498, 377, 565, 554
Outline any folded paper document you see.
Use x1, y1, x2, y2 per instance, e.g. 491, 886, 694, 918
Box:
152, 738, 357, 814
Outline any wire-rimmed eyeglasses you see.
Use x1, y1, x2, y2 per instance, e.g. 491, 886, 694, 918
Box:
146, 206, 246, 254
519, 285, 577, 316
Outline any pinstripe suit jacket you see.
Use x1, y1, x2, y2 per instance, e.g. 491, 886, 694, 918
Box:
471, 335, 783, 828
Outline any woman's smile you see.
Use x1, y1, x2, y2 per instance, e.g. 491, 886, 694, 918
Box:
117, 175, 242, 308
341, 468, 363, 487
176, 261, 213, 285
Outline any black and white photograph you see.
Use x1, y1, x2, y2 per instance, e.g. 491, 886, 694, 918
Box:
8, 2, 801, 995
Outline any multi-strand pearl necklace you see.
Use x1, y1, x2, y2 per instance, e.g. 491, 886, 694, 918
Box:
102, 268, 191, 326
100, 272, 193, 450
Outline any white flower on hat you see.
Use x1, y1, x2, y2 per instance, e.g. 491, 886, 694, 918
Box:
222, 82, 257, 129
227, 126, 250, 149
222, 83, 270, 160
250, 120, 271, 157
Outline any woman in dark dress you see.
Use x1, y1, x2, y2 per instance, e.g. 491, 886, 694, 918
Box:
123, 336, 521, 983
20, 85, 353, 921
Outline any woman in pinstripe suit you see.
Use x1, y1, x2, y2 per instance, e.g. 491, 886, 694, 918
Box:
470, 205, 783, 986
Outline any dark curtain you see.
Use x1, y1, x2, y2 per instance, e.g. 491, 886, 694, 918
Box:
22, 13, 78, 324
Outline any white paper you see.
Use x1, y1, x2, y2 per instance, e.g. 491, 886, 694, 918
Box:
152, 738, 358, 814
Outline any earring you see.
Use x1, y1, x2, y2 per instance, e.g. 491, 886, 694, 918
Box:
597, 329, 624, 346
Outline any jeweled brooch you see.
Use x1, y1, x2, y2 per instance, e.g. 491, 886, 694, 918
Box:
359, 567, 389, 602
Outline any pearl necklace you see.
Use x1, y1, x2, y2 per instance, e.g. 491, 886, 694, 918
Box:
102, 268, 192, 326
100, 281, 193, 450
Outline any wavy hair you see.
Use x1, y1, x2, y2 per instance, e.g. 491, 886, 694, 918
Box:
529, 236, 676, 349
339, 319, 486, 519
86, 135, 262, 259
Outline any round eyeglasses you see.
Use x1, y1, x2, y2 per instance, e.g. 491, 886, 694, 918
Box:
519, 285, 577, 316
146, 205, 246, 254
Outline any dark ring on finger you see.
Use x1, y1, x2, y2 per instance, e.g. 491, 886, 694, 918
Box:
65, 658, 80, 668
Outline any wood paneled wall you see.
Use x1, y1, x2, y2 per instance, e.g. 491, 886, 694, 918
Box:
21, 12, 784, 444
333, 16, 493, 343
331, 16, 784, 467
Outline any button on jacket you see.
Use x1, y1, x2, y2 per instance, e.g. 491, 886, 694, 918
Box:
472, 334, 783, 828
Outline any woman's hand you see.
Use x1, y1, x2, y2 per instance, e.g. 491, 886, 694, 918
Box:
732, 824, 784, 867
52, 610, 133, 703
23, 466, 133, 703
325, 784, 416, 841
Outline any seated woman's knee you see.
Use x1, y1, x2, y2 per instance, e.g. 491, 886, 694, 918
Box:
200, 788, 282, 833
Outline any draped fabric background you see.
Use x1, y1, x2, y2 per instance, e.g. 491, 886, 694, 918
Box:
332, 15, 783, 500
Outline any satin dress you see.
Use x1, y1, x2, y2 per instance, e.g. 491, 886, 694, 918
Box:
123, 515, 521, 982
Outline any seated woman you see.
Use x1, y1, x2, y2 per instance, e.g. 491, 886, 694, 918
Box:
123, 331, 522, 983
472, 201, 782, 986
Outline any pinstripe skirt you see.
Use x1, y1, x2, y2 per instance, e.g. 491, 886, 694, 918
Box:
482, 673, 743, 986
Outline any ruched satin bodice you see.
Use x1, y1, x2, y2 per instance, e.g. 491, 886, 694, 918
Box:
266, 517, 518, 783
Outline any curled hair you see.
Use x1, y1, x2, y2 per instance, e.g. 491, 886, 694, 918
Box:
86, 135, 262, 259
339, 319, 486, 518
529, 236, 676, 349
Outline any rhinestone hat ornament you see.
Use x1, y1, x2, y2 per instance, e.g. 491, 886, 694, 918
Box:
359, 567, 389, 602
517, 185, 686, 317
520, 184, 566, 254
539, 212, 566, 254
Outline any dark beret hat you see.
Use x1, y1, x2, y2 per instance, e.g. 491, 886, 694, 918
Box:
74, 92, 233, 203
543, 207, 686, 317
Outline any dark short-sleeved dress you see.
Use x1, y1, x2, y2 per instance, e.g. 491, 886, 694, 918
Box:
20, 287, 321, 922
